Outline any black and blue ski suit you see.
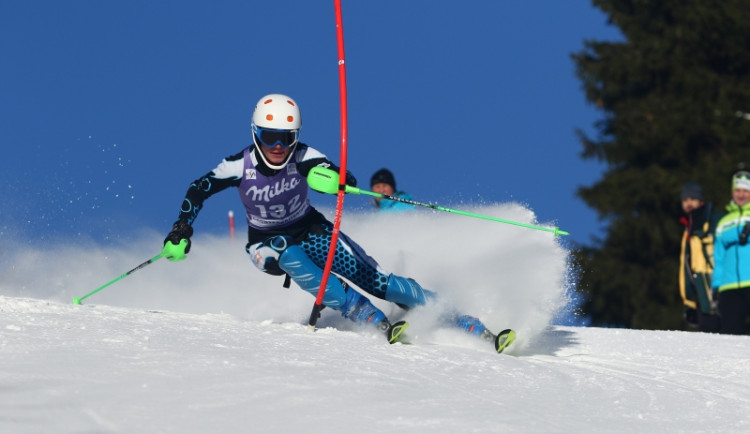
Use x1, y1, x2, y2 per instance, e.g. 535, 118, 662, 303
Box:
168, 143, 489, 334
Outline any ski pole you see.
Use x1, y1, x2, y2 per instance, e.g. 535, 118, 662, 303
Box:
72, 253, 164, 305
307, 166, 569, 236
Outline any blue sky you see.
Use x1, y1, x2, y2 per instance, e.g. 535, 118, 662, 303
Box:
1, 1, 621, 247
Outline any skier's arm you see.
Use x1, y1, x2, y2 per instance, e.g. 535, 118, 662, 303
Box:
712, 225, 726, 289
176, 151, 244, 225
161, 151, 244, 262
297, 145, 357, 187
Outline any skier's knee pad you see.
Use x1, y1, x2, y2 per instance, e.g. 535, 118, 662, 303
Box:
246, 236, 292, 276
278, 245, 347, 308
384, 274, 437, 308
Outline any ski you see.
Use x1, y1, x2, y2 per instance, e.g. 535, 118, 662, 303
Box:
380, 320, 409, 344
492, 329, 516, 354
481, 328, 516, 353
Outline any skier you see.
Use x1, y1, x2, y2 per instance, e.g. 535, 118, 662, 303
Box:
161, 94, 515, 352
370, 168, 416, 213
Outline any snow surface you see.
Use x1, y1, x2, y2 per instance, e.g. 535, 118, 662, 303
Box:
2, 205, 749, 433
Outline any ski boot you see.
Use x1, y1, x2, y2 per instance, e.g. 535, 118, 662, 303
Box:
342, 288, 387, 324
341, 288, 408, 344
454, 314, 489, 337
454, 314, 516, 354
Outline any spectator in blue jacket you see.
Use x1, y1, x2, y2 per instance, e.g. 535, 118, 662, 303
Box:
370, 168, 416, 213
713, 170, 750, 334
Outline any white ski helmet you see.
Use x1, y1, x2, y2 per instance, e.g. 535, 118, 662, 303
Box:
252, 94, 301, 130
251, 94, 301, 170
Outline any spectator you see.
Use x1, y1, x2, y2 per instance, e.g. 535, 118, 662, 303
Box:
678, 181, 722, 332
713, 170, 750, 334
370, 168, 416, 212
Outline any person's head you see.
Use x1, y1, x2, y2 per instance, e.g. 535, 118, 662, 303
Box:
732, 170, 750, 207
251, 94, 301, 170
680, 182, 704, 213
370, 169, 396, 202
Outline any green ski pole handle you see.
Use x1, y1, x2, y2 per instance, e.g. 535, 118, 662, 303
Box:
72, 253, 165, 305
307, 166, 569, 236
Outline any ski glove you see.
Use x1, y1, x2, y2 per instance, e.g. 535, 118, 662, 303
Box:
162, 220, 194, 262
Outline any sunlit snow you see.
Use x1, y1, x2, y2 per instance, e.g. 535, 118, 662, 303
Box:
2, 206, 747, 433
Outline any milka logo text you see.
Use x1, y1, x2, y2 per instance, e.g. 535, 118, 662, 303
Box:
244, 177, 300, 202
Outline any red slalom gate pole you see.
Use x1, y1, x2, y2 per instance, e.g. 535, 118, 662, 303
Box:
228, 210, 235, 239
308, 0, 348, 329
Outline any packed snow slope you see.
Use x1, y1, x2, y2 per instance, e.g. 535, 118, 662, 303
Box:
2, 206, 749, 433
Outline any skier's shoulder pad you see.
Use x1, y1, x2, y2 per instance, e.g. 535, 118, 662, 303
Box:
212, 149, 246, 180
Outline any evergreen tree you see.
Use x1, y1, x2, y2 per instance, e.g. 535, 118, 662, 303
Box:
571, 0, 750, 329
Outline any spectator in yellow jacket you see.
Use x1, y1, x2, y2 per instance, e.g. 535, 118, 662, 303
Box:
678, 182, 722, 332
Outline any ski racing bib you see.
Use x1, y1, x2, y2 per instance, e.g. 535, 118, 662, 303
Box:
238, 148, 311, 230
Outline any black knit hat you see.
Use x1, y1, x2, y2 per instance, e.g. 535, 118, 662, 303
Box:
370, 168, 396, 189
680, 182, 704, 201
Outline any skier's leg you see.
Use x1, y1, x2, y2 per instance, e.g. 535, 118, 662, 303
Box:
278, 244, 392, 328
383, 272, 514, 349
296, 223, 506, 346
385, 273, 513, 346
300, 222, 435, 307
248, 235, 349, 308
300, 224, 389, 297
444, 313, 491, 338
277, 244, 347, 309
383, 274, 437, 308
440, 311, 516, 352
338, 285, 387, 325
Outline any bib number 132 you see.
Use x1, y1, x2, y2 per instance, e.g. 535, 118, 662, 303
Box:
254, 194, 302, 219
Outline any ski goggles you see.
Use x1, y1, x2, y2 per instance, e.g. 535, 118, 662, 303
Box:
252, 125, 299, 149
